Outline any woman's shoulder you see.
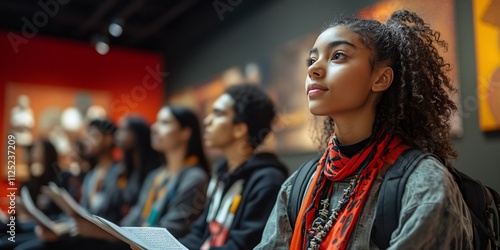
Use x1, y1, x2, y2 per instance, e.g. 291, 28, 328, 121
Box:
404, 157, 463, 208
180, 165, 209, 180
409, 157, 451, 185
142, 167, 164, 182
148, 166, 164, 175
174, 165, 209, 193
243, 166, 288, 194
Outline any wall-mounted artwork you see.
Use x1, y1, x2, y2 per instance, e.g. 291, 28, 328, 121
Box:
473, 0, 500, 131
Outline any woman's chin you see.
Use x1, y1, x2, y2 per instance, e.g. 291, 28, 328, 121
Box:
308, 105, 329, 116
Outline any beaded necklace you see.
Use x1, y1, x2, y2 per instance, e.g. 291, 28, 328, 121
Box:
306, 172, 361, 250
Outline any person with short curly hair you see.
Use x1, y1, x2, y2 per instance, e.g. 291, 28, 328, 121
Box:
224, 84, 276, 150
256, 10, 473, 249
178, 83, 289, 249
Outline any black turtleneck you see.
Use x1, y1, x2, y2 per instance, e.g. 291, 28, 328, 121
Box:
336, 136, 371, 158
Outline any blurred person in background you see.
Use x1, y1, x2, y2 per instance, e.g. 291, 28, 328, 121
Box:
118, 105, 210, 236
0, 139, 64, 249
112, 115, 163, 219
22, 106, 211, 250
178, 83, 289, 250
15, 118, 123, 250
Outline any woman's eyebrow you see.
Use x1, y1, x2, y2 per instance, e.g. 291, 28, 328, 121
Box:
309, 40, 357, 56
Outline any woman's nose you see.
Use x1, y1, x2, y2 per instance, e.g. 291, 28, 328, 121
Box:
308, 62, 324, 79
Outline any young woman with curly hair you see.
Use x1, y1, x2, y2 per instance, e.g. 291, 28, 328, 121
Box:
255, 9, 473, 249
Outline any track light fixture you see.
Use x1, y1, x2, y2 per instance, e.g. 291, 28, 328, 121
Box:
91, 34, 110, 55
108, 17, 123, 37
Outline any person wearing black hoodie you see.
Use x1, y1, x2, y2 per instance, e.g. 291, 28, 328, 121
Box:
178, 83, 289, 250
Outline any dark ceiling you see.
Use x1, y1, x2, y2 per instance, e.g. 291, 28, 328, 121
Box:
0, 0, 270, 56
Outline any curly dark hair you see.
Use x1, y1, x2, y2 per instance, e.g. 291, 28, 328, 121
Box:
314, 10, 457, 166
88, 118, 117, 135
225, 83, 276, 149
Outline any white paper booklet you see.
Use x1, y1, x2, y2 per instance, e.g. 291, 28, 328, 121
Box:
93, 216, 188, 250
41, 182, 187, 250
41, 182, 92, 220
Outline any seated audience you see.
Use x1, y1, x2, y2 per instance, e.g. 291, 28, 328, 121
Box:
15, 118, 124, 250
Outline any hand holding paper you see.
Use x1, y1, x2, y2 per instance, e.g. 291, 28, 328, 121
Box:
73, 216, 116, 240
18, 186, 71, 236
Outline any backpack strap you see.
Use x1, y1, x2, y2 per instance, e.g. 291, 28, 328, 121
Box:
288, 153, 322, 229
372, 148, 431, 249
449, 168, 487, 249
450, 168, 500, 249
486, 186, 500, 249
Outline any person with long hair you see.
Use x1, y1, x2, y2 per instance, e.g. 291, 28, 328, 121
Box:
23, 139, 64, 218
44, 105, 212, 250
119, 105, 210, 235
113, 115, 162, 218
256, 9, 472, 249
0, 139, 64, 249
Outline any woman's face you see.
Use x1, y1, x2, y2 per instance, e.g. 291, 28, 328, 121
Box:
151, 107, 183, 152
31, 141, 44, 164
115, 118, 136, 150
305, 26, 380, 117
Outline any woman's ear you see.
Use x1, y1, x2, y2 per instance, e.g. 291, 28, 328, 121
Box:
372, 66, 394, 92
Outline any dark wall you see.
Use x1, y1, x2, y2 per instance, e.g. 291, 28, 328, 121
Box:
165, 0, 378, 91
165, 0, 500, 192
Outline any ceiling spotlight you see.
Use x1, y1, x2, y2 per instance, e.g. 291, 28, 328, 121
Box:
92, 35, 110, 55
109, 18, 123, 37
96, 40, 109, 55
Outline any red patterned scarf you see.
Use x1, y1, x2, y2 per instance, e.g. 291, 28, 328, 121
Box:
290, 132, 408, 250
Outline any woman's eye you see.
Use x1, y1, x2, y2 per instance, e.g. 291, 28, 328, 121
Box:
332, 53, 345, 60
306, 58, 316, 66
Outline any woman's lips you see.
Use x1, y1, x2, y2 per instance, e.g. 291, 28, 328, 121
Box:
308, 88, 327, 97
307, 83, 328, 97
